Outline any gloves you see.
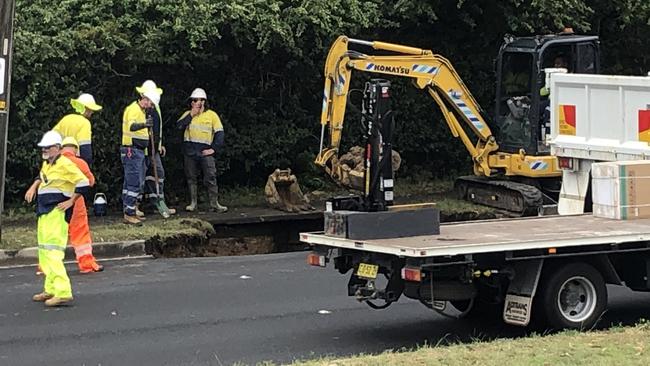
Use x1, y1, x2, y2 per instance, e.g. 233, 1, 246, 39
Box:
130, 116, 154, 131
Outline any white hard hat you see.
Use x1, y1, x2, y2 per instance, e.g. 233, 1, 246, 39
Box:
142, 90, 161, 106
189, 88, 207, 100
136, 80, 163, 95
37, 130, 63, 147
70, 93, 102, 114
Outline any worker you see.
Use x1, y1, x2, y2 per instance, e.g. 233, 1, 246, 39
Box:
60, 137, 104, 273
503, 60, 530, 96
25, 131, 90, 306
53, 93, 103, 166
121, 85, 161, 224
137, 80, 176, 219
553, 54, 570, 70
540, 54, 571, 97
176, 88, 228, 213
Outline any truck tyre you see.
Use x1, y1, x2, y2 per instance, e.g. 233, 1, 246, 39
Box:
537, 262, 606, 330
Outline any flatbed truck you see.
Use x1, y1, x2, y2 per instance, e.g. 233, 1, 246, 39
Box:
302, 214, 650, 329
301, 71, 650, 330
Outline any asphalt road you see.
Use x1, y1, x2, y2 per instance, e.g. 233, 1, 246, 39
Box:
2, 253, 650, 366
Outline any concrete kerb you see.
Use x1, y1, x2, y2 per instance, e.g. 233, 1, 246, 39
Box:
0, 240, 146, 264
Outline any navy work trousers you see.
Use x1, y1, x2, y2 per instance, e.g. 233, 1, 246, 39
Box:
121, 146, 146, 216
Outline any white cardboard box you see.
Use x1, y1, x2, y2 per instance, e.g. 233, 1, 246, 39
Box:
591, 160, 650, 220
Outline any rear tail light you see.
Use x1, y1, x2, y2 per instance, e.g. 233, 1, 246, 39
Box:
401, 267, 422, 282
308, 253, 326, 267
558, 157, 574, 170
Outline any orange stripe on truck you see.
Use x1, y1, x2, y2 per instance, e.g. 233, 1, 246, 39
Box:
559, 104, 576, 136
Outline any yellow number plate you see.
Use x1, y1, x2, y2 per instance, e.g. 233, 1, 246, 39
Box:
357, 263, 379, 279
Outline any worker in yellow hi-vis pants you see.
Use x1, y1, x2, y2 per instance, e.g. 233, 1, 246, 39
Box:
37, 209, 72, 300
25, 131, 90, 307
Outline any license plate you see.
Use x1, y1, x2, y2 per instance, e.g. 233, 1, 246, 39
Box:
357, 263, 379, 279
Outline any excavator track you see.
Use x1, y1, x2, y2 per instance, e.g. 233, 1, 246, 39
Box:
454, 176, 543, 216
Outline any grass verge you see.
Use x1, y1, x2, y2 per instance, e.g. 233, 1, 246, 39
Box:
0, 217, 213, 251
290, 322, 650, 366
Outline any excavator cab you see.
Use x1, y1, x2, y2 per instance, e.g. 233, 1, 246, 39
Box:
494, 32, 600, 156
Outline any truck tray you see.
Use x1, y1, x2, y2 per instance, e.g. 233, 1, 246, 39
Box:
301, 215, 650, 257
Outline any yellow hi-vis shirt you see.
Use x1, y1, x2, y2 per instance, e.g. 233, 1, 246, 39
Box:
53, 113, 93, 163
37, 155, 90, 220
122, 101, 149, 147
181, 110, 223, 146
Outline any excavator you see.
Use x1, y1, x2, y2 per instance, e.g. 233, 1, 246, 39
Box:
314, 31, 601, 215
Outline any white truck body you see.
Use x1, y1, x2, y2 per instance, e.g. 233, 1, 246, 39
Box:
548, 73, 650, 214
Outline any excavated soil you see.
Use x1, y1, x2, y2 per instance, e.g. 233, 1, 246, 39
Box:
147, 233, 275, 258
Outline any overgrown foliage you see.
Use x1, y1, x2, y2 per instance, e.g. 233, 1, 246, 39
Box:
6, 0, 649, 205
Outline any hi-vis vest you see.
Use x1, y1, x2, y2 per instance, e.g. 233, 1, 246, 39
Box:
53, 114, 91, 147
37, 155, 90, 217
181, 110, 223, 146
122, 101, 149, 146
53, 113, 93, 163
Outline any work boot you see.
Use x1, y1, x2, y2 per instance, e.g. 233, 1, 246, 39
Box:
123, 214, 142, 225
78, 255, 104, 274
80, 263, 104, 274
44, 296, 74, 307
80, 264, 104, 274
135, 207, 146, 220
32, 292, 54, 302
209, 195, 228, 213
185, 184, 198, 212
154, 199, 171, 219
211, 202, 228, 213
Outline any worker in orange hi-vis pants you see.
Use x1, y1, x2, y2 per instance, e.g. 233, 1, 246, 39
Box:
60, 137, 103, 273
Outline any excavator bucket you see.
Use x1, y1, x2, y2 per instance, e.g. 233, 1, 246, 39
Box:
265, 169, 314, 213
337, 146, 402, 192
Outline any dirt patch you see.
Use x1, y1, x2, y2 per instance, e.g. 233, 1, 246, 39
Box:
145, 218, 275, 258
147, 234, 275, 258
204, 236, 274, 256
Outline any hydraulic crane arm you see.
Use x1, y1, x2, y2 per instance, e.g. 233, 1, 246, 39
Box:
316, 36, 499, 184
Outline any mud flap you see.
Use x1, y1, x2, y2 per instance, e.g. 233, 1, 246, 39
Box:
503, 259, 544, 326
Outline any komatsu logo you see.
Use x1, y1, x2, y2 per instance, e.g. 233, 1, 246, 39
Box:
366, 63, 410, 75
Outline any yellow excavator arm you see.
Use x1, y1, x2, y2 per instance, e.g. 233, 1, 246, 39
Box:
316, 36, 558, 188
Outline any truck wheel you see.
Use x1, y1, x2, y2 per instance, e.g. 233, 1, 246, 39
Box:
538, 262, 606, 330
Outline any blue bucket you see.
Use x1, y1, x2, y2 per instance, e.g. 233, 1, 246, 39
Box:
93, 193, 107, 217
